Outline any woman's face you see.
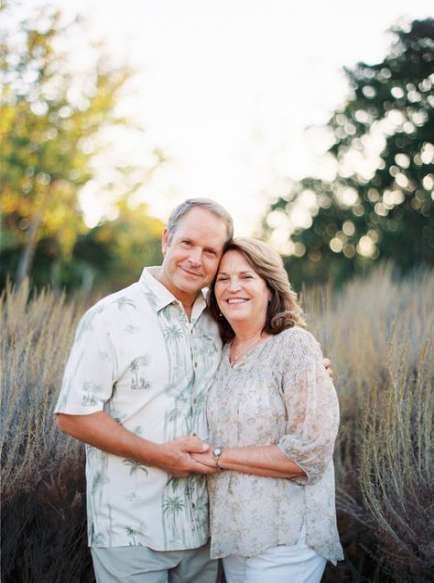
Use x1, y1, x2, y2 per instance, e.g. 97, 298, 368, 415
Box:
214, 250, 271, 327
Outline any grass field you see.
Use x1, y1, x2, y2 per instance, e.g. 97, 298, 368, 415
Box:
1, 268, 433, 582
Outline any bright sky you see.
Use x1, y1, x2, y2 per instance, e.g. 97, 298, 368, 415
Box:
28, 0, 434, 235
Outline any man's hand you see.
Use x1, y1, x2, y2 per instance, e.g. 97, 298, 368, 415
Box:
56, 413, 218, 478
323, 357, 334, 381
157, 436, 219, 477
191, 451, 218, 469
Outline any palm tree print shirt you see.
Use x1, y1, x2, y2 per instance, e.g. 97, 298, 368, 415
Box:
55, 267, 222, 549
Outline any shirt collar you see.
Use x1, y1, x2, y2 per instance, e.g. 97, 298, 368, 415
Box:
139, 266, 208, 319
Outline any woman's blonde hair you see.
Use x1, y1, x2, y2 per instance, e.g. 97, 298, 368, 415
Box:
208, 237, 305, 343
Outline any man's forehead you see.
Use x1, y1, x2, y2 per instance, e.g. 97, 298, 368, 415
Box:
172, 210, 228, 241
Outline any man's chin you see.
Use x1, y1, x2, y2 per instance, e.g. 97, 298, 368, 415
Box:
176, 276, 205, 294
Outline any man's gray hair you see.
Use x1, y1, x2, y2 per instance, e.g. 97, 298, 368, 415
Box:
166, 198, 234, 243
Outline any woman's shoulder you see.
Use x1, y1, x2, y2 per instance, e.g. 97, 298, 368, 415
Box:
275, 325, 318, 345
273, 326, 322, 359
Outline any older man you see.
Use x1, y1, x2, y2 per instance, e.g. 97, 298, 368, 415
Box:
56, 199, 232, 582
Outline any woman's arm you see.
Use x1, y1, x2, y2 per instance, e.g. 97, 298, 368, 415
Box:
196, 329, 339, 483
192, 445, 306, 479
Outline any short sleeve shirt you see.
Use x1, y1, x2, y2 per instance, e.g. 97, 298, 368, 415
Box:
55, 267, 222, 550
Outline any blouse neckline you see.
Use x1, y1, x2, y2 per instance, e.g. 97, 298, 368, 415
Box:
224, 333, 278, 369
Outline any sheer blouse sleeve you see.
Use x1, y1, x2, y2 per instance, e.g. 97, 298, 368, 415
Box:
276, 327, 340, 485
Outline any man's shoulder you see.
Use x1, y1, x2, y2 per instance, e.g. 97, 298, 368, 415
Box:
198, 307, 221, 341
82, 282, 145, 323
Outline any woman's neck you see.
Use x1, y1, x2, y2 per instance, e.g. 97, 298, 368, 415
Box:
230, 320, 266, 343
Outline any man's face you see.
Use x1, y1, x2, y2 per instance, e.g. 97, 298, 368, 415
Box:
160, 207, 228, 302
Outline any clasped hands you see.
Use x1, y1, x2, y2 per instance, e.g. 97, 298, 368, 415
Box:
160, 435, 219, 477
161, 359, 333, 478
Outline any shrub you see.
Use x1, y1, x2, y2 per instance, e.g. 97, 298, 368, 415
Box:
1, 281, 94, 582
303, 267, 434, 582
1, 269, 433, 582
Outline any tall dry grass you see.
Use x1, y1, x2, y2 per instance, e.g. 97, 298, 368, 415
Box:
1, 280, 92, 582
1, 268, 433, 582
303, 267, 434, 582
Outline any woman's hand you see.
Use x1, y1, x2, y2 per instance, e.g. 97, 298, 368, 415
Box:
191, 451, 218, 469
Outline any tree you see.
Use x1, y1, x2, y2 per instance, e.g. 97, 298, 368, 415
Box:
0, 3, 139, 287
74, 194, 164, 293
264, 19, 434, 288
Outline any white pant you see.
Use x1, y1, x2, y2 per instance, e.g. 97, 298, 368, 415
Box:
222, 528, 326, 583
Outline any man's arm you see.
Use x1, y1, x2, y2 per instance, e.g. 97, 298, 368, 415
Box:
56, 412, 218, 477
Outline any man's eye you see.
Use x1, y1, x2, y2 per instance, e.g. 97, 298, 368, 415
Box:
205, 250, 217, 256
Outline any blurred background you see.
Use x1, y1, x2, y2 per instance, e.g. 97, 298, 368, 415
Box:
1, 1, 433, 582
1, 0, 433, 293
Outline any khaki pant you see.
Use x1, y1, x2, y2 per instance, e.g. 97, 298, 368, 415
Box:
91, 543, 219, 583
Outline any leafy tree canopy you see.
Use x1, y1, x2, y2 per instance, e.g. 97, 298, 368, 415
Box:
264, 19, 434, 288
0, 3, 164, 291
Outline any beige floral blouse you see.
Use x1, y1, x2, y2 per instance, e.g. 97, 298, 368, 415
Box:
207, 326, 344, 563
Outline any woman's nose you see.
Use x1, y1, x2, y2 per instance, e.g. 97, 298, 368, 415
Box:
228, 278, 241, 291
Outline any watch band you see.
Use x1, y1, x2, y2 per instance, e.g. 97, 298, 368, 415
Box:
212, 446, 224, 469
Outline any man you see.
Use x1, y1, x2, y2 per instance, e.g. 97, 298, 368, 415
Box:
56, 199, 231, 582
56, 198, 333, 582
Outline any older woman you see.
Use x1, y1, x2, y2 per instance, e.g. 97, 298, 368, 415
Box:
193, 238, 343, 583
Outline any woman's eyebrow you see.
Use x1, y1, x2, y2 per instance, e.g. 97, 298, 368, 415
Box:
217, 270, 254, 276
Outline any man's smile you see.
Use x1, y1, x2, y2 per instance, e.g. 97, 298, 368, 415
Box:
179, 266, 203, 278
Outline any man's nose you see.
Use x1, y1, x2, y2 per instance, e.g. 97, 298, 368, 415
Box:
187, 248, 202, 265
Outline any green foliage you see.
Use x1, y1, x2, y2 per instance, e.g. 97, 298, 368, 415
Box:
75, 195, 163, 292
265, 20, 434, 288
0, 3, 163, 292
1, 270, 433, 582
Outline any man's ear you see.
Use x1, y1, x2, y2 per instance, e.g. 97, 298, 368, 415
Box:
162, 228, 170, 255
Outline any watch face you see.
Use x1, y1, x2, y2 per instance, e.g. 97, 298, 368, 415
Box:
213, 447, 222, 458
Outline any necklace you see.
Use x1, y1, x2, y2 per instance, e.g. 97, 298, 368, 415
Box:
229, 332, 264, 365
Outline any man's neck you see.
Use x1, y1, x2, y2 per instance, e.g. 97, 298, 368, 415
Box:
154, 269, 199, 320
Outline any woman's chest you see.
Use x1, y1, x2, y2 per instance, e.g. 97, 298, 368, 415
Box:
207, 364, 287, 444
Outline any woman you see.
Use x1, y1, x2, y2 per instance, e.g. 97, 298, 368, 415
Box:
193, 238, 343, 583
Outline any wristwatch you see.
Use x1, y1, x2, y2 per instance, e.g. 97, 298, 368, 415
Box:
212, 446, 224, 469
